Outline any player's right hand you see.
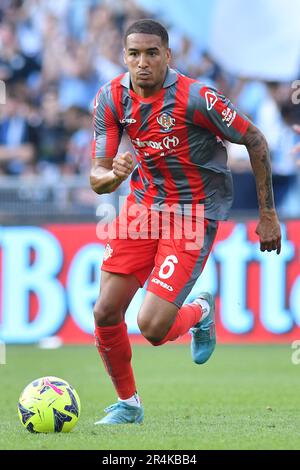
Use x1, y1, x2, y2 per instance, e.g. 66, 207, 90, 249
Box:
112, 152, 134, 180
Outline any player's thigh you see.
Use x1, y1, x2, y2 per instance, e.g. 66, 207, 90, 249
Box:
101, 205, 158, 288
147, 219, 219, 308
137, 291, 179, 342
100, 196, 158, 284
94, 271, 140, 326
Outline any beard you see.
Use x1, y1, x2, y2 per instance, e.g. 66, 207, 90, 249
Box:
135, 78, 156, 89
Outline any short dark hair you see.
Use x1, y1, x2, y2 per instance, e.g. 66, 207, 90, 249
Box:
124, 19, 169, 47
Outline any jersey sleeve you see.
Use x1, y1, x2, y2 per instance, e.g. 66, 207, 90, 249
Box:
194, 86, 250, 143
91, 88, 123, 158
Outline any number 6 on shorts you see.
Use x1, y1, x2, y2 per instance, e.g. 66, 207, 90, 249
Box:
158, 255, 179, 279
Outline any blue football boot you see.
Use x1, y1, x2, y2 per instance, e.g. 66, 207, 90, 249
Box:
190, 292, 216, 365
94, 402, 144, 425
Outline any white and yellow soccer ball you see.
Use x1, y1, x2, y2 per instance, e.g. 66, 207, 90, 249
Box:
18, 376, 81, 433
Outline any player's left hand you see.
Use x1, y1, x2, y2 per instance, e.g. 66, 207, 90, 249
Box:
256, 210, 281, 254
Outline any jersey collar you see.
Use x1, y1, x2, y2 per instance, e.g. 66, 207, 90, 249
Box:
121, 66, 178, 89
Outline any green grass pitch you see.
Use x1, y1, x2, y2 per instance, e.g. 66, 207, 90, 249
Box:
0, 344, 299, 450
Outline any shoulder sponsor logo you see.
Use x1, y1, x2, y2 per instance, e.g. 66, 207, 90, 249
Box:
205, 90, 218, 111
222, 107, 236, 127
119, 118, 137, 125
157, 113, 176, 131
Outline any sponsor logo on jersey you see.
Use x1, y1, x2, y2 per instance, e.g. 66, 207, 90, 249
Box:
103, 243, 113, 261
222, 107, 236, 127
205, 90, 218, 111
132, 138, 163, 150
132, 136, 179, 151
151, 277, 174, 292
157, 113, 176, 131
162, 136, 179, 150
119, 118, 137, 125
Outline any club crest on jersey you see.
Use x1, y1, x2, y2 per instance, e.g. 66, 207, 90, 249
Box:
103, 243, 113, 261
205, 90, 218, 111
157, 113, 175, 131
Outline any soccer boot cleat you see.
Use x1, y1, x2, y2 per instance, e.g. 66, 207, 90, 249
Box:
94, 402, 144, 425
190, 292, 216, 365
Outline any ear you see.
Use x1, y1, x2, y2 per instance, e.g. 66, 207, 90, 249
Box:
166, 48, 171, 64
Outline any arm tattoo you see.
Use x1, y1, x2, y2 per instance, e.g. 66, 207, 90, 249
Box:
241, 124, 275, 211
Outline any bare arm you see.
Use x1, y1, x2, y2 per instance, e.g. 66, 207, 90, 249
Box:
241, 123, 275, 213
240, 122, 281, 254
195, 85, 281, 253
90, 152, 134, 194
90, 158, 120, 195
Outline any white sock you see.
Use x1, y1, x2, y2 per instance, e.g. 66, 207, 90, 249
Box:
198, 299, 210, 321
118, 392, 141, 408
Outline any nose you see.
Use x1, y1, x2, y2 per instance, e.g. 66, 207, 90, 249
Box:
138, 53, 148, 69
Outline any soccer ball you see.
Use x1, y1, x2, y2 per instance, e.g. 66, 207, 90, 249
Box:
18, 376, 81, 433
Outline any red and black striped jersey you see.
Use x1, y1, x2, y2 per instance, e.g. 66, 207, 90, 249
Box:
92, 67, 250, 220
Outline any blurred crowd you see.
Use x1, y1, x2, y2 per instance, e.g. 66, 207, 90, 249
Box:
0, 0, 299, 214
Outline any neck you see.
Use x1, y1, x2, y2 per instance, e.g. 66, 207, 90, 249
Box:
131, 82, 163, 98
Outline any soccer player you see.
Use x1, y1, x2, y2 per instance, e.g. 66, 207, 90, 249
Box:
90, 19, 281, 424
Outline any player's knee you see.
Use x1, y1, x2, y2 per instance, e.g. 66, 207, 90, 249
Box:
93, 298, 123, 326
137, 317, 165, 345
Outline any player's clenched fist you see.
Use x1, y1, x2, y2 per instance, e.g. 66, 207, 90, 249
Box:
112, 152, 134, 180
